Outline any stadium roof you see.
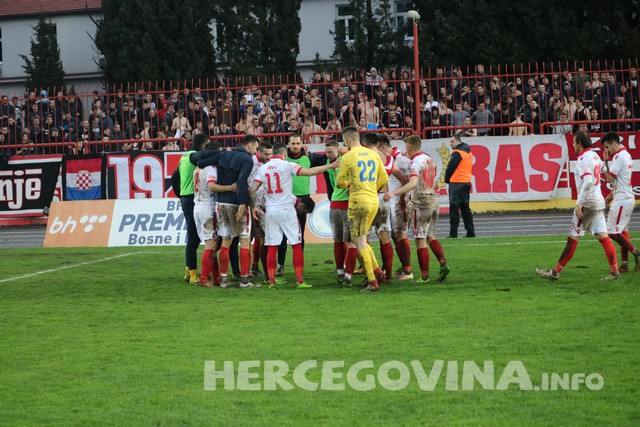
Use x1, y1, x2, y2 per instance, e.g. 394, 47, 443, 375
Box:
0, 0, 102, 18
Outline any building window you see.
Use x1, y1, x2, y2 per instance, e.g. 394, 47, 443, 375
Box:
395, 1, 412, 38
336, 5, 355, 43
46, 23, 57, 45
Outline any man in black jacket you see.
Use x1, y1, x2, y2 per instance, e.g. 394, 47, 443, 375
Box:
196, 135, 260, 288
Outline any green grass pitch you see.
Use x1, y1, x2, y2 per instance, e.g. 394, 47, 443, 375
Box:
1, 234, 639, 426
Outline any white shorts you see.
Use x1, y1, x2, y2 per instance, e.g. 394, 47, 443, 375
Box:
194, 206, 216, 242
264, 204, 302, 246
569, 207, 607, 237
217, 203, 251, 238
607, 198, 635, 234
369, 194, 392, 235
410, 207, 439, 239
390, 195, 408, 233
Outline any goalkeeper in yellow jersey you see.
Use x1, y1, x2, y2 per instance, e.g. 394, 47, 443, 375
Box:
336, 126, 388, 292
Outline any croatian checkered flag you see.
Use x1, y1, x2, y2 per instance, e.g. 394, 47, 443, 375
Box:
62, 155, 106, 200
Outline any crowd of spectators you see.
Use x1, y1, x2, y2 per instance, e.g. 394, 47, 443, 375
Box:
1, 63, 639, 156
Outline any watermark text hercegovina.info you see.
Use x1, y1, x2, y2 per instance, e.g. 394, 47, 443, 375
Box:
203, 360, 603, 392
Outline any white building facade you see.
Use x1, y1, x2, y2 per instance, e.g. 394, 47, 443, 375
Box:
0, 0, 413, 95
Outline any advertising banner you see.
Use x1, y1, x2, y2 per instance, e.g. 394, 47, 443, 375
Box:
44, 199, 185, 247
0, 156, 61, 218
44, 198, 330, 247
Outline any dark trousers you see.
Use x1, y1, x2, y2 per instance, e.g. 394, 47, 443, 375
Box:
230, 236, 240, 275
448, 183, 475, 237
277, 207, 307, 265
181, 195, 200, 269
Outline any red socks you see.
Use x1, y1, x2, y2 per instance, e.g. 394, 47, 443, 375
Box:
380, 242, 394, 279
201, 249, 213, 281
292, 244, 304, 283
251, 239, 260, 269
610, 232, 635, 258
395, 238, 412, 271
428, 239, 446, 265
266, 245, 278, 284
240, 248, 251, 276
417, 247, 430, 277
599, 237, 618, 271
554, 237, 578, 273
219, 246, 230, 275
334, 242, 346, 270
345, 247, 358, 275
211, 250, 220, 282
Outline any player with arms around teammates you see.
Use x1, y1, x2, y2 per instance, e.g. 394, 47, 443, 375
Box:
192, 140, 237, 287
250, 142, 339, 289
336, 126, 388, 292
537, 130, 620, 281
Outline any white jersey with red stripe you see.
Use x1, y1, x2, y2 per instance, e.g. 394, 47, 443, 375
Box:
388, 149, 410, 193
193, 166, 217, 211
574, 148, 605, 210
254, 156, 301, 208
608, 147, 634, 201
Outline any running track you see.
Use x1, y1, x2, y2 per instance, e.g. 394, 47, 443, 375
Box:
1, 210, 639, 249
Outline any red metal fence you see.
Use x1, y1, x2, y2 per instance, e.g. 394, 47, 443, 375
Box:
1, 58, 640, 154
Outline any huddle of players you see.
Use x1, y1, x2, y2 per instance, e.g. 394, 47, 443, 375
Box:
182, 126, 451, 291
188, 133, 338, 289
329, 127, 450, 292
184, 127, 637, 289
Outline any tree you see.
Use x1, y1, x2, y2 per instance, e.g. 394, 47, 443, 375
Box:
213, 0, 302, 80
414, 0, 640, 74
21, 15, 65, 94
324, 0, 640, 80
329, 0, 410, 73
94, 0, 217, 86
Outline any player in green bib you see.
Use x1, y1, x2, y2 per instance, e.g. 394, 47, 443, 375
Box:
178, 133, 209, 284
324, 140, 358, 284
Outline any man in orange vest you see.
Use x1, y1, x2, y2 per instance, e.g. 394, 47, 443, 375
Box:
444, 133, 476, 238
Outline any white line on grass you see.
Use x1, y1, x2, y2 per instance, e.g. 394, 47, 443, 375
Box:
447, 239, 601, 247
0, 251, 176, 284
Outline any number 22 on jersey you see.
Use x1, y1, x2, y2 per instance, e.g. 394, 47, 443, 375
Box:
357, 160, 376, 182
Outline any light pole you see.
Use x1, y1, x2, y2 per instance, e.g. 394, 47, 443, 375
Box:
407, 10, 421, 137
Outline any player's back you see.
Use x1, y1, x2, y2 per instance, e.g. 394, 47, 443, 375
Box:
257, 157, 298, 208
410, 152, 438, 207
575, 149, 605, 209
341, 146, 386, 204
193, 166, 216, 210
